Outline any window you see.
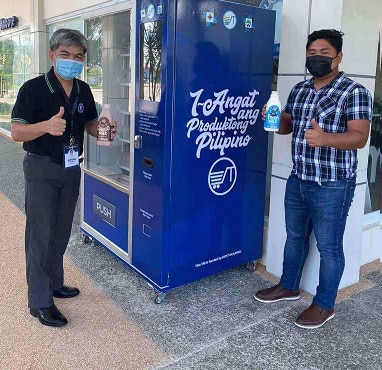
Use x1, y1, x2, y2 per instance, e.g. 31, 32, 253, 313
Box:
0, 32, 31, 134
366, 39, 382, 214
84, 11, 132, 189
139, 20, 162, 102
84, 17, 102, 108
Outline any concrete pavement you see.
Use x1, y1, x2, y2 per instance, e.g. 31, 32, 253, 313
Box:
0, 134, 381, 370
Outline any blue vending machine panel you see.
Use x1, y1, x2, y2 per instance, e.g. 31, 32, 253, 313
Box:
83, 174, 129, 252
133, 0, 275, 291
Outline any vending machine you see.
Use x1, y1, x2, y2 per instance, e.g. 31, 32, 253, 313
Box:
81, 0, 276, 303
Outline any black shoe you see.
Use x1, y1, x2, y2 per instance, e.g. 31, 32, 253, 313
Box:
53, 285, 80, 298
30, 304, 68, 327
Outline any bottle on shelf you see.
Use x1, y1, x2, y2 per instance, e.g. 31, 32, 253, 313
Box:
264, 91, 281, 132
97, 104, 113, 146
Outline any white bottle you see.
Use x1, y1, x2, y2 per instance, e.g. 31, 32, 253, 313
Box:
264, 91, 281, 132
97, 104, 113, 146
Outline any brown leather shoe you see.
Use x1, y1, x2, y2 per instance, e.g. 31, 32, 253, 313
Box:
295, 303, 335, 329
254, 283, 300, 303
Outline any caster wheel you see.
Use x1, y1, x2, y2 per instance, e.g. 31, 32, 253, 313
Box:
154, 292, 166, 304
83, 235, 92, 244
247, 261, 257, 273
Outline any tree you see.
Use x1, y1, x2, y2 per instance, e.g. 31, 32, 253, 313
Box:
142, 21, 162, 101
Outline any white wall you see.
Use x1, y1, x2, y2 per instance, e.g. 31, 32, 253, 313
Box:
342, 0, 382, 266
43, 0, 129, 21
341, 0, 382, 267
43, 0, 105, 20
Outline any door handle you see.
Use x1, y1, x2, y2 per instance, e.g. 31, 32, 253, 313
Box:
134, 135, 142, 149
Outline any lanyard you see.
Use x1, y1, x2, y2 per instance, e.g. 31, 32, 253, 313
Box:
64, 95, 79, 146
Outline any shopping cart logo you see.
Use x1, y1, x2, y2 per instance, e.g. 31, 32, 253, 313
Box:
147, 4, 155, 19
223, 11, 237, 30
208, 157, 237, 196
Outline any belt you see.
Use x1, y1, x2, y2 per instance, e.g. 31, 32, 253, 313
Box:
27, 152, 83, 165
27, 152, 63, 165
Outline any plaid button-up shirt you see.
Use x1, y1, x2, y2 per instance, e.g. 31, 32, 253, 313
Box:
284, 72, 372, 182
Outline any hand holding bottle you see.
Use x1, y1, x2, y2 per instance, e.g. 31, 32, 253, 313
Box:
261, 104, 267, 120
264, 91, 281, 132
111, 120, 118, 140
97, 104, 113, 146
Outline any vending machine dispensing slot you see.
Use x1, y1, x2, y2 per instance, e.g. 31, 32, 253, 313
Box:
144, 157, 153, 168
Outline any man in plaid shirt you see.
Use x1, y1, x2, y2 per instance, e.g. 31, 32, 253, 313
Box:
254, 29, 373, 329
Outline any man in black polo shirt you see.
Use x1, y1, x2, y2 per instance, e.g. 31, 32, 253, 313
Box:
11, 29, 114, 327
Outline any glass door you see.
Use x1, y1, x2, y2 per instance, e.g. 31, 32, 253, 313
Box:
84, 11, 133, 192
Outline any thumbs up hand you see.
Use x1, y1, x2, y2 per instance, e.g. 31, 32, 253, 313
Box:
55, 106, 65, 119
305, 118, 325, 147
46, 106, 66, 136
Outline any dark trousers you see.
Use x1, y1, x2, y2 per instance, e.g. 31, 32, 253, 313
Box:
23, 154, 81, 309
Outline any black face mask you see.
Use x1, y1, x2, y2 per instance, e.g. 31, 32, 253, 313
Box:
305, 55, 335, 78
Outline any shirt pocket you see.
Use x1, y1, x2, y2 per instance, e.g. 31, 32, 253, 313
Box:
316, 96, 343, 132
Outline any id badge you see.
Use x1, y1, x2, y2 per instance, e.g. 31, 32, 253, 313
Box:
63, 140, 79, 169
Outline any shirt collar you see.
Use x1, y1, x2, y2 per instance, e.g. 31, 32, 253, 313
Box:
45, 66, 80, 96
306, 71, 345, 89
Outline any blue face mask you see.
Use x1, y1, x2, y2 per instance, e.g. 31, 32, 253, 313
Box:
55, 57, 84, 80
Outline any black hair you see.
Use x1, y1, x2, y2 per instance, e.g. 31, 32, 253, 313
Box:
50, 28, 87, 53
306, 29, 344, 53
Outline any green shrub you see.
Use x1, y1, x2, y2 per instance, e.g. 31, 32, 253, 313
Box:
0, 101, 12, 115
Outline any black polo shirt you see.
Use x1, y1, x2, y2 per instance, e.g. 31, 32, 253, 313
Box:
11, 67, 98, 161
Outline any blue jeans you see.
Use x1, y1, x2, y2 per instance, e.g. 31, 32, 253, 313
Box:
280, 174, 356, 310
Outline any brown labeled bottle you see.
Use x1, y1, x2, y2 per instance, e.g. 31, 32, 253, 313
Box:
97, 104, 113, 146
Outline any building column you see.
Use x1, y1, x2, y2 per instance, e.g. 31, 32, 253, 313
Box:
30, 0, 47, 77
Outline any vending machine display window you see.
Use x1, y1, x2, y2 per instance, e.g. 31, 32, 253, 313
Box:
83, 11, 132, 191
139, 21, 162, 102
